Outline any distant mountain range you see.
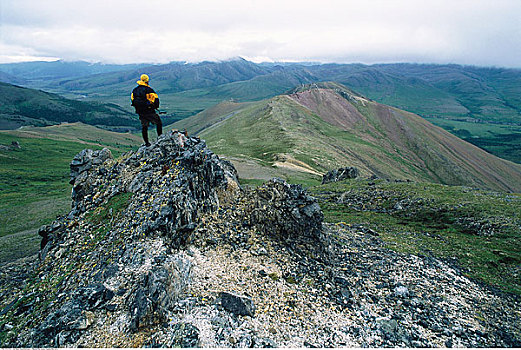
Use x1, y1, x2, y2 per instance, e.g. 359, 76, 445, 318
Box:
170, 82, 521, 192
1, 59, 520, 163
0, 60, 148, 81
2, 58, 519, 123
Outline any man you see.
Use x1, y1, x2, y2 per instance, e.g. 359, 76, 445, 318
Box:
131, 74, 162, 147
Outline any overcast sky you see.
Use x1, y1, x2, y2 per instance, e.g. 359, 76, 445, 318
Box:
1, 0, 520, 67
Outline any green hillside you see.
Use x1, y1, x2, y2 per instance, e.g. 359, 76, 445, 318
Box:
3, 60, 521, 162
173, 82, 521, 192
318, 66, 468, 117
309, 179, 521, 295
310, 64, 521, 163
0, 82, 139, 130
17, 59, 272, 120
371, 64, 521, 123
0, 71, 27, 85
35, 59, 270, 105
0, 123, 141, 263
146, 63, 521, 163
424, 117, 521, 165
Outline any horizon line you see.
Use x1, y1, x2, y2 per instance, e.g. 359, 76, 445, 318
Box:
1, 56, 520, 70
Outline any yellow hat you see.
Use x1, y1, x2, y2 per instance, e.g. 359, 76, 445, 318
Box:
138, 74, 149, 83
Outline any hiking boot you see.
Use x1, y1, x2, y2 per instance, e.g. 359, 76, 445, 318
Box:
142, 142, 151, 147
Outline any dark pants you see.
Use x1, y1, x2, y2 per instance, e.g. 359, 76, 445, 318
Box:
139, 112, 162, 145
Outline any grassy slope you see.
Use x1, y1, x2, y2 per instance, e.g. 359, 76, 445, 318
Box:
0, 124, 141, 263
335, 65, 521, 163
0, 82, 138, 130
309, 179, 521, 295
166, 101, 250, 134
159, 69, 521, 164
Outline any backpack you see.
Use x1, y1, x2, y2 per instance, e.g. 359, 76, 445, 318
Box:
131, 86, 151, 113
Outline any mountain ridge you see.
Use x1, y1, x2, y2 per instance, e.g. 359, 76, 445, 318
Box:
2, 59, 520, 162
172, 82, 521, 192
5, 58, 517, 163
5, 59, 519, 125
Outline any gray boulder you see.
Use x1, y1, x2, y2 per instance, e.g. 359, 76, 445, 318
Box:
219, 291, 255, 317
69, 148, 113, 184
248, 178, 324, 241
322, 167, 360, 184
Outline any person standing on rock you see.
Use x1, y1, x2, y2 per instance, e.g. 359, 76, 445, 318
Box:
131, 74, 162, 147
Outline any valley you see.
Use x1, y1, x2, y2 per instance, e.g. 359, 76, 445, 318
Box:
0, 83, 138, 131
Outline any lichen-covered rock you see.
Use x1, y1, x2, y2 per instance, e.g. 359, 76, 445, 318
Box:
322, 166, 360, 184
129, 257, 192, 331
248, 178, 323, 241
4, 131, 240, 347
169, 322, 200, 347
67, 131, 236, 245
69, 148, 113, 184
34, 284, 113, 347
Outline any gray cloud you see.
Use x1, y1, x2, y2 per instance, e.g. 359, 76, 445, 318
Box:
1, 0, 520, 67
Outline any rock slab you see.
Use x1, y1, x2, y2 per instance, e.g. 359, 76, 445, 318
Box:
219, 292, 255, 317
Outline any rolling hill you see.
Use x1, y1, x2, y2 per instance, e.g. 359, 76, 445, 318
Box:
27, 59, 271, 103
171, 82, 521, 192
3, 59, 520, 163
3, 59, 273, 120
14, 59, 518, 125
0, 82, 139, 130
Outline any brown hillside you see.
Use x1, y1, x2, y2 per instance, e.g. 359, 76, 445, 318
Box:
286, 85, 521, 192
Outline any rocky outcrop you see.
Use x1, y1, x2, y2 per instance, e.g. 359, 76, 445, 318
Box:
248, 178, 323, 241
1, 131, 244, 347
322, 166, 360, 184
69, 148, 113, 184
0, 131, 328, 347
0, 141, 21, 151
219, 292, 255, 317
34, 284, 114, 346
1, 130, 519, 348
